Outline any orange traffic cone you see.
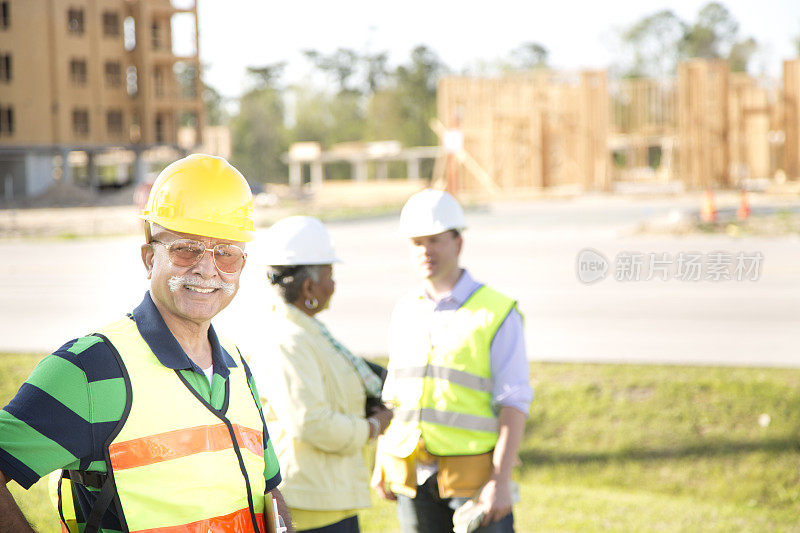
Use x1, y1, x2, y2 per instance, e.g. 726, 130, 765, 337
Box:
701, 190, 717, 223
737, 189, 751, 221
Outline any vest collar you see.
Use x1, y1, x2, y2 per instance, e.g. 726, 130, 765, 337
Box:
131, 292, 237, 378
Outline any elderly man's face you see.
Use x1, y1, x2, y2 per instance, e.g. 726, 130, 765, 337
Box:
141, 226, 246, 327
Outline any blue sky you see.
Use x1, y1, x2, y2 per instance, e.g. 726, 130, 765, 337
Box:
195, 0, 800, 98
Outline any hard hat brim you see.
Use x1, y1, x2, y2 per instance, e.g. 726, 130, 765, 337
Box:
265, 256, 342, 267
397, 226, 466, 239
140, 213, 254, 242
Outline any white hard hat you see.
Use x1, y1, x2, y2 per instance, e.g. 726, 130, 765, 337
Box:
398, 189, 466, 238
263, 216, 340, 265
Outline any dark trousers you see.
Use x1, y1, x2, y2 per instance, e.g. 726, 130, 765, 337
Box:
297, 515, 360, 533
396, 475, 514, 533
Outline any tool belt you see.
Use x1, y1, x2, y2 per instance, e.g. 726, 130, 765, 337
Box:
380, 439, 494, 499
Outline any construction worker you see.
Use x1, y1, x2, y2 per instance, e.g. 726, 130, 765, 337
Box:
252, 216, 393, 533
372, 189, 532, 533
0, 154, 289, 532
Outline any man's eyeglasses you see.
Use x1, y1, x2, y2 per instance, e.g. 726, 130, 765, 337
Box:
150, 239, 246, 274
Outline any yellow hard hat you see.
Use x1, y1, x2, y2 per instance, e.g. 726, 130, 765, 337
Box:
140, 154, 255, 242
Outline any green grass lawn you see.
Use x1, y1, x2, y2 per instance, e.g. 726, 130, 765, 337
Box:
2, 354, 799, 532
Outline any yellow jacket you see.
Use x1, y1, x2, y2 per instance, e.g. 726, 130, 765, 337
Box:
250, 301, 372, 512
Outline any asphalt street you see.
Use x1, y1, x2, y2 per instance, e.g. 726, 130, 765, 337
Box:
1, 197, 798, 367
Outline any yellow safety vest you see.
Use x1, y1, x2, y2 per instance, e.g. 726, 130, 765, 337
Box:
53, 316, 267, 533
382, 285, 516, 458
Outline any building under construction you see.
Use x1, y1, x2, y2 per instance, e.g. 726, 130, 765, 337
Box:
0, 0, 203, 200
436, 59, 800, 193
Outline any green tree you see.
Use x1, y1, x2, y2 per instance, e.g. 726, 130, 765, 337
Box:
617, 3, 757, 76
303, 48, 361, 95
364, 51, 389, 94
794, 24, 800, 56
618, 9, 686, 78
291, 86, 334, 146
728, 37, 758, 72
360, 44, 446, 182
291, 85, 365, 146
285, 43, 447, 179
679, 2, 739, 59
293, 49, 370, 149
244, 63, 287, 91
230, 64, 288, 183
303, 48, 390, 96
509, 42, 549, 70
679, 3, 759, 72
390, 45, 445, 146
287, 84, 366, 179
203, 82, 226, 126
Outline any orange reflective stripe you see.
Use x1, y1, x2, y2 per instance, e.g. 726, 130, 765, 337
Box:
134, 509, 264, 533
234, 423, 264, 458
110, 423, 263, 470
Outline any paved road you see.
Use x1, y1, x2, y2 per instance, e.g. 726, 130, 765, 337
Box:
1, 197, 799, 367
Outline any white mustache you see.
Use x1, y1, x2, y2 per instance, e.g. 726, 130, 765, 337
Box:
168, 275, 236, 296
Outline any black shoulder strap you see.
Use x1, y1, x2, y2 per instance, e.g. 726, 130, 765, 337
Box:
62, 457, 118, 532
80, 332, 134, 533
82, 475, 117, 533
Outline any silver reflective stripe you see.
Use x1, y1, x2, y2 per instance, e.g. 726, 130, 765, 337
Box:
394, 409, 420, 423
391, 366, 427, 380
392, 365, 492, 393
395, 409, 498, 433
429, 366, 493, 393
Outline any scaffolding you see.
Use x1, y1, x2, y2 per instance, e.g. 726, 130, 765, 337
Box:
436, 58, 800, 192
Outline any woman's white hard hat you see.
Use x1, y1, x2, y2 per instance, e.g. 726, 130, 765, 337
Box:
263, 216, 340, 265
398, 188, 466, 238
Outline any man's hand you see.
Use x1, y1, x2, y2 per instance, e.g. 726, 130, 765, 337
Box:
0, 469, 36, 532
477, 477, 513, 525
477, 405, 526, 525
270, 488, 294, 533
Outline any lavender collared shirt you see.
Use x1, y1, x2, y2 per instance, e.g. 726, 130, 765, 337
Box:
407, 269, 533, 416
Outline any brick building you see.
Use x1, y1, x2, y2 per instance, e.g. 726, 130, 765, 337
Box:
0, 0, 203, 199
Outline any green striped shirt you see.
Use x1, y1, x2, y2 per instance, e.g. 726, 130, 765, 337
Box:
0, 292, 281, 530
